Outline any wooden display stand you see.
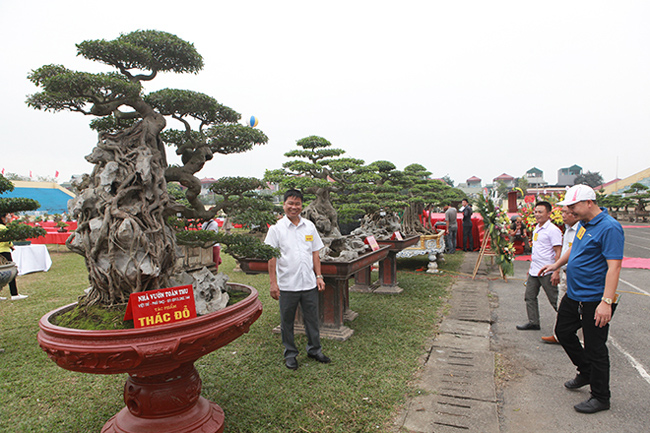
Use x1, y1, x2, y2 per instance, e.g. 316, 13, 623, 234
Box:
472, 232, 507, 281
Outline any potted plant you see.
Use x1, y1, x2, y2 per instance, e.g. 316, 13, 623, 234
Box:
169, 177, 280, 273
0, 174, 47, 290
28, 30, 271, 432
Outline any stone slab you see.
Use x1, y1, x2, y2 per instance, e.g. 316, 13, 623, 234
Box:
399, 393, 499, 433
419, 349, 496, 401
439, 318, 491, 338
431, 332, 490, 352
446, 279, 492, 322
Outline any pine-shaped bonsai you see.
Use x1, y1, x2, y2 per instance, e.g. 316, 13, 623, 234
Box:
27, 30, 269, 305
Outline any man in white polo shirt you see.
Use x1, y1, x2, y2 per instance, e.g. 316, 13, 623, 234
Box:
541, 206, 580, 344
265, 189, 331, 370
517, 201, 562, 331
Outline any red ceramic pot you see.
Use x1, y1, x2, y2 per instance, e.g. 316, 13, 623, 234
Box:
38, 283, 262, 433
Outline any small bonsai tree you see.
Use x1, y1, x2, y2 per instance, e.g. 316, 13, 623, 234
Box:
27, 30, 268, 305
264, 135, 363, 238
208, 177, 277, 234
0, 174, 46, 244
173, 176, 280, 260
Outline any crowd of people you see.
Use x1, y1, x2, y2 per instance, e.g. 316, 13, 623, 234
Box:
441, 185, 624, 415
518, 185, 624, 414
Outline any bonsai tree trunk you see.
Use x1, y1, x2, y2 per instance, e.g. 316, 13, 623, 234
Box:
401, 202, 434, 236
302, 188, 341, 238
67, 115, 178, 305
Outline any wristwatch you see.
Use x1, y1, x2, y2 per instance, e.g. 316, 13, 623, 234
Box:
316, 275, 323, 279
601, 297, 613, 305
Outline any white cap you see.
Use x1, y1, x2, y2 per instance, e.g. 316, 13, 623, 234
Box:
557, 184, 596, 206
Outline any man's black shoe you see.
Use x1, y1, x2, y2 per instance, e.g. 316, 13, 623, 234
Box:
564, 374, 590, 390
574, 397, 610, 413
516, 322, 540, 331
285, 357, 298, 370
307, 353, 331, 364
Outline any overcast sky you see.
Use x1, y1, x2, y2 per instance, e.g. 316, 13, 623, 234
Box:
1, 1, 648, 187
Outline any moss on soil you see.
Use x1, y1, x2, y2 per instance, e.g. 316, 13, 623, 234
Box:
52, 304, 133, 330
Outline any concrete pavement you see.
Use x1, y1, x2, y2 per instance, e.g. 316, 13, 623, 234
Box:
395, 253, 498, 432
396, 251, 649, 433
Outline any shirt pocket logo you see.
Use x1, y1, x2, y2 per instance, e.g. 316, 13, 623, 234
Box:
305, 235, 313, 242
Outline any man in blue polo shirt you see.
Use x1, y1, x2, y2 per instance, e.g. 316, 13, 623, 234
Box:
539, 184, 624, 414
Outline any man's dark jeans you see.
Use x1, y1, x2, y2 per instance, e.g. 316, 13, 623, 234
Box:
555, 295, 617, 402
462, 225, 473, 251
279, 288, 322, 360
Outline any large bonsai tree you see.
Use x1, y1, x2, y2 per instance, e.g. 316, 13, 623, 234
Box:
624, 182, 650, 212
265, 136, 363, 238
0, 174, 46, 243
333, 160, 407, 225
27, 30, 268, 305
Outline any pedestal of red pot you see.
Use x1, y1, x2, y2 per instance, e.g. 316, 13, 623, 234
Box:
38, 283, 262, 433
103, 363, 224, 433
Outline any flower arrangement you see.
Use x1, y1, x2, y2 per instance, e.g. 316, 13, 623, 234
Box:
518, 194, 566, 233
476, 198, 515, 276
518, 205, 537, 233
550, 206, 563, 227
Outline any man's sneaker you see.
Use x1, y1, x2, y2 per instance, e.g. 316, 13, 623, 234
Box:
541, 335, 559, 344
11, 294, 28, 301
574, 397, 610, 413
564, 374, 590, 389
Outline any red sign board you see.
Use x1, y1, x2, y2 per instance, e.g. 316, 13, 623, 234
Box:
124, 285, 197, 329
365, 235, 380, 251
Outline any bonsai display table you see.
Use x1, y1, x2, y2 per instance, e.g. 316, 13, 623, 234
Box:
350, 235, 421, 294
239, 246, 389, 341
395, 231, 446, 274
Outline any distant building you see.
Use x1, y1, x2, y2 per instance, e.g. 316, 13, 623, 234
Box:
557, 164, 582, 186
598, 167, 650, 195
200, 177, 218, 195
493, 173, 515, 188
456, 176, 483, 198
466, 176, 482, 188
525, 167, 547, 186
594, 178, 622, 192
4, 181, 75, 214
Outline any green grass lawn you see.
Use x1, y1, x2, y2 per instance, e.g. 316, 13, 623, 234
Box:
0, 246, 462, 433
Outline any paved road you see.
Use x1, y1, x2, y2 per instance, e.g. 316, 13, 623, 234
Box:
491, 223, 650, 433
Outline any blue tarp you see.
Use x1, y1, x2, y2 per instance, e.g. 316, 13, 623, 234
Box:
2, 187, 73, 214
